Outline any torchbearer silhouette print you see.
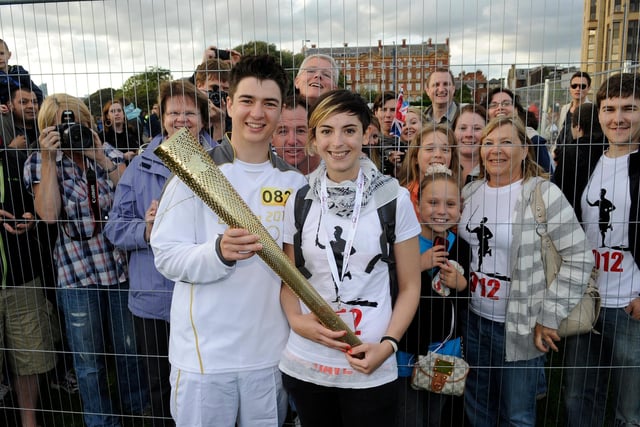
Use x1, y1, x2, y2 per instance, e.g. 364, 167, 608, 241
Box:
466, 216, 494, 271
587, 188, 615, 247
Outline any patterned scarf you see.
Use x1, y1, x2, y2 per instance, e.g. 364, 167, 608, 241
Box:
306, 155, 399, 218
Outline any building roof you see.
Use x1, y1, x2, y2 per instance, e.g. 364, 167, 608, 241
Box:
304, 42, 449, 59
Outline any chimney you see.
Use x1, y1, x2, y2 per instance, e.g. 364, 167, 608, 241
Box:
344, 42, 348, 47
402, 38, 407, 48
311, 44, 317, 49
428, 38, 432, 47
378, 39, 382, 48
446, 37, 449, 46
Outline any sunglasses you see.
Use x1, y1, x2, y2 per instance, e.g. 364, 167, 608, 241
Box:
571, 83, 588, 90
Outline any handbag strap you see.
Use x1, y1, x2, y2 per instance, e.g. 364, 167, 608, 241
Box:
530, 180, 547, 232
432, 302, 456, 353
529, 180, 561, 289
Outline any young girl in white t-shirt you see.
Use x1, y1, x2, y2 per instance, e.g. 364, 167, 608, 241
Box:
279, 90, 421, 427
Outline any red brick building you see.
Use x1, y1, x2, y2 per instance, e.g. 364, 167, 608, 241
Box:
304, 39, 451, 101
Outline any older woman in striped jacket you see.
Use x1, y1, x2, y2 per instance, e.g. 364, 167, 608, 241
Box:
458, 116, 593, 427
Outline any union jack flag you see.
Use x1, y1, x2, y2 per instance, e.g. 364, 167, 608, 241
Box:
390, 88, 409, 137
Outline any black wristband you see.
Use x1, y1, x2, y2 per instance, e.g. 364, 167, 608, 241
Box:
215, 235, 236, 267
380, 335, 399, 353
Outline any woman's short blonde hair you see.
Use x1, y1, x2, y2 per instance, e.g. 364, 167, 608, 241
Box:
478, 116, 548, 182
38, 93, 96, 132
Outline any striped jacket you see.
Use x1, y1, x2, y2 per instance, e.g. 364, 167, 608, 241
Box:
462, 177, 594, 361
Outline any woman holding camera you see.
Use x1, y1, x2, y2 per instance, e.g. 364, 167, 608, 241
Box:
23, 94, 148, 427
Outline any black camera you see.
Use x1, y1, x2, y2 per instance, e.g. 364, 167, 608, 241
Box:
208, 85, 228, 108
56, 110, 94, 150
215, 48, 231, 60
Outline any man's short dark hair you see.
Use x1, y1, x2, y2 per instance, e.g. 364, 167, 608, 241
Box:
372, 91, 396, 113
228, 55, 288, 102
596, 73, 640, 108
570, 71, 592, 87
9, 85, 34, 102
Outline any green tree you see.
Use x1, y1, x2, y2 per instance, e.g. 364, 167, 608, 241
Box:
121, 66, 172, 112
456, 83, 475, 104
84, 87, 122, 118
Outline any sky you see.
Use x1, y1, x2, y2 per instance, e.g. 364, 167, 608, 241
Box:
0, 0, 585, 98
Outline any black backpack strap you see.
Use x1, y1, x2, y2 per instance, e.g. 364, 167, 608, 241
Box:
377, 199, 398, 305
293, 185, 313, 279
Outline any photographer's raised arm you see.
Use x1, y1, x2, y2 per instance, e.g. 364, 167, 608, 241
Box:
34, 126, 62, 223
83, 131, 126, 186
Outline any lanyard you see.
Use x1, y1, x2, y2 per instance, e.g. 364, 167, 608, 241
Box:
320, 169, 364, 307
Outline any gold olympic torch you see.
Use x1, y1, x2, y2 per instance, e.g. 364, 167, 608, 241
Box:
155, 129, 362, 347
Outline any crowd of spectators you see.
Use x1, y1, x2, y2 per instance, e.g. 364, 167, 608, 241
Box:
0, 34, 639, 427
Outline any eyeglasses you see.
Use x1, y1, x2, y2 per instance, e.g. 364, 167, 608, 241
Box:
488, 100, 513, 109
571, 83, 588, 90
302, 68, 334, 80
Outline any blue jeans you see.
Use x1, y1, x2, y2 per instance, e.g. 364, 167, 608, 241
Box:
58, 283, 148, 427
464, 311, 545, 427
563, 306, 640, 427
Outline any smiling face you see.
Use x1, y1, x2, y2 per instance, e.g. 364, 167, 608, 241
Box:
454, 111, 485, 160
312, 112, 367, 182
487, 92, 515, 119
162, 95, 204, 139
272, 105, 309, 167
598, 95, 640, 156
419, 178, 461, 238
294, 57, 337, 102
10, 89, 38, 124
227, 77, 282, 153
417, 130, 452, 174
480, 123, 528, 187
426, 71, 455, 107
401, 110, 422, 142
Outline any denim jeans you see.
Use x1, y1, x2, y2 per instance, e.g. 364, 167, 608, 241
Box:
57, 283, 148, 427
563, 306, 640, 427
464, 310, 545, 427
133, 315, 172, 427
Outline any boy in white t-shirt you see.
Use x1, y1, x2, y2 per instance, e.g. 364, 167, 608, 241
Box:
554, 72, 640, 427
151, 55, 307, 427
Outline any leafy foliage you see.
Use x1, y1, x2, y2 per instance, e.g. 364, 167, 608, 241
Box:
84, 87, 121, 118
121, 66, 172, 112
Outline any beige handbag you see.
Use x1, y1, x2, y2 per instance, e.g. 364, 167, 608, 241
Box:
530, 181, 601, 337
411, 306, 470, 396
